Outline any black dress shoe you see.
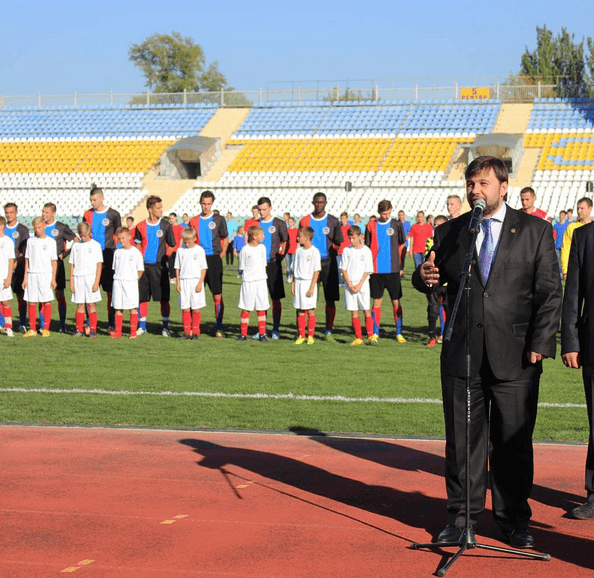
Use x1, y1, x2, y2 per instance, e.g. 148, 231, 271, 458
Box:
503, 528, 534, 548
437, 525, 471, 543
571, 501, 594, 520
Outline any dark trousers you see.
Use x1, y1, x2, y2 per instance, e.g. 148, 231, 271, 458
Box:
583, 366, 594, 500
442, 364, 539, 530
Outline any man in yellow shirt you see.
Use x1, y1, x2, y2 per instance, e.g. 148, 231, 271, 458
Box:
561, 197, 593, 279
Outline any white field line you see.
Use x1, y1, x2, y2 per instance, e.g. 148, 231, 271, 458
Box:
0, 387, 585, 408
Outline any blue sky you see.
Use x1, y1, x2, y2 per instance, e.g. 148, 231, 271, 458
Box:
1, 0, 592, 96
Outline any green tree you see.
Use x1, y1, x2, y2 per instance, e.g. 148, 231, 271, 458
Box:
129, 32, 232, 93
520, 25, 594, 98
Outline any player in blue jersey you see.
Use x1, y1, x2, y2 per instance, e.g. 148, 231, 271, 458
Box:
299, 192, 343, 340
365, 200, 406, 343
4, 203, 29, 332
42, 203, 77, 333
84, 187, 121, 333
189, 191, 228, 338
134, 195, 176, 336
255, 197, 288, 339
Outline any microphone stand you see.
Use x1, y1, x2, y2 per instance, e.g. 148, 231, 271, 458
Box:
410, 220, 550, 576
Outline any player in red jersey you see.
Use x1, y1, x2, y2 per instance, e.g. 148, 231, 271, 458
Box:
407, 211, 433, 269
167, 212, 184, 282
189, 191, 228, 337
520, 187, 550, 221
244, 205, 260, 235
337, 212, 352, 286
285, 217, 298, 283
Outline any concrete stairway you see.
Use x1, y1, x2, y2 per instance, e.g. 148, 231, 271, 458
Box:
493, 104, 533, 134
510, 148, 540, 189
200, 108, 250, 145
197, 108, 250, 182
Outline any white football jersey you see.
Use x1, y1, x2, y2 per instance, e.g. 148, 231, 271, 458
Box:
0, 236, 16, 281
70, 239, 104, 277
238, 243, 267, 282
113, 246, 144, 281
341, 245, 374, 285
25, 236, 58, 273
174, 245, 208, 279
293, 245, 321, 281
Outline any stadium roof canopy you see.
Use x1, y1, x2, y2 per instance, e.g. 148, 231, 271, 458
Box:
469, 134, 523, 159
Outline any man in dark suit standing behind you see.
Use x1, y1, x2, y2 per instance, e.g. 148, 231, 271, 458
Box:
413, 156, 562, 548
562, 220, 594, 519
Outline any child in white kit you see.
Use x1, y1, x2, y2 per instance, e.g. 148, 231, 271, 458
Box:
22, 217, 57, 338
175, 227, 208, 340
291, 226, 321, 345
69, 221, 103, 338
112, 227, 144, 339
237, 225, 269, 342
0, 216, 15, 337
341, 225, 375, 346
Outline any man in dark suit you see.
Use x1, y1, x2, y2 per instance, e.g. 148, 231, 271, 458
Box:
561, 220, 594, 519
413, 156, 562, 548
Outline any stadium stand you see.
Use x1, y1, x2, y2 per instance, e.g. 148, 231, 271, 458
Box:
0, 104, 218, 225
3, 97, 594, 227
172, 100, 503, 218
524, 98, 594, 216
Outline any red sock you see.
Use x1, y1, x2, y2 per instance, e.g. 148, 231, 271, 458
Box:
182, 310, 191, 334
240, 310, 250, 336
43, 303, 51, 330
257, 310, 267, 335
114, 312, 123, 338
352, 316, 362, 339
307, 312, 316, 337
192, 310, 201, 336
130, 312, 138, 337
75, 311, 85, 332
365, 315, 374, 338
89, 312, 98, 333
139, 301, 148, 321
28, 303, 37, 331
297, 312, 306, 338
1, 305, 12, 329
372, 306, 382, 329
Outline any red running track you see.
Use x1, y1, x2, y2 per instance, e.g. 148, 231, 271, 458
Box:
0, 425, 593, 577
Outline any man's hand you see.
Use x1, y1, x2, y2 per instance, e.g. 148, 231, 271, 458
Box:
420, 251, 439, 286
562, 351, 581, 369
528, 351, 548, 364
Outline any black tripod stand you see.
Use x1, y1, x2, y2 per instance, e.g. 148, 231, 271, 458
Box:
410, 220, 551, 576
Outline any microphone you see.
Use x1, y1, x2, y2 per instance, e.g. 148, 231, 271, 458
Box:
468, 199, 486, 234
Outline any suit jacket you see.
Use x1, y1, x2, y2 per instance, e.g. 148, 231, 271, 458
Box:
561, 221, 594, 366
412, 205, 562, 380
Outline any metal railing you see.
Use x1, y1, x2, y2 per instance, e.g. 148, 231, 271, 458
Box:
1, 82, 593, 109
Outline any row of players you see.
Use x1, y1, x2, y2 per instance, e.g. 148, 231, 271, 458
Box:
0, 190, 414, 341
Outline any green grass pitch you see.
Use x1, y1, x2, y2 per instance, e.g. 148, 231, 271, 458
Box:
0, 263, 587, 442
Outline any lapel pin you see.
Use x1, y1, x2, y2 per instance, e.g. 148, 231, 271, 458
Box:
510, 228, 516, 233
